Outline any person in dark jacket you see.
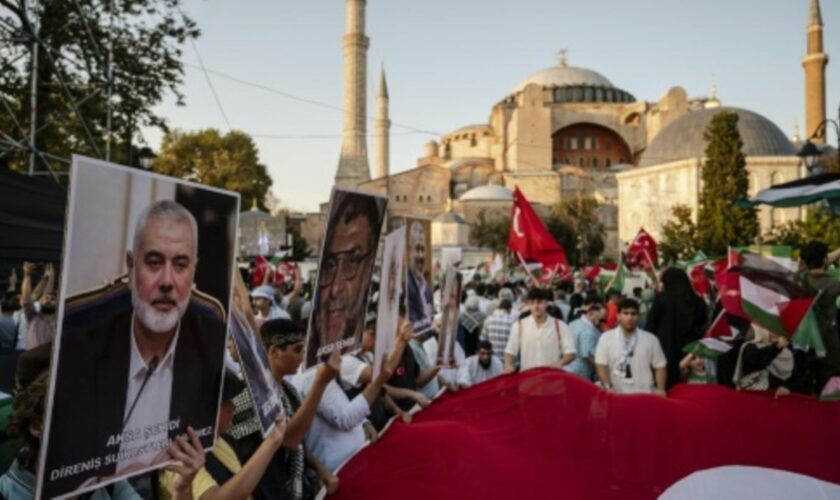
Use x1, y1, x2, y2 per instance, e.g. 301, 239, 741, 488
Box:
645, 267, 708, 388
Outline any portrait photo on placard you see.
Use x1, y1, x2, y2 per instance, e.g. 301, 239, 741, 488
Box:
374, 227, 405, 379
305, 188, 388, 369
229, 273, 284, 435
38, 155, 239, 499
404, 217, 433, 335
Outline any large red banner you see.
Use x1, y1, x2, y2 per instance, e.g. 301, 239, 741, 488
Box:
334, 369, 840, 499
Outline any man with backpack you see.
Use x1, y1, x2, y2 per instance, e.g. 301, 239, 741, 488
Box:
503, 287, 576, 373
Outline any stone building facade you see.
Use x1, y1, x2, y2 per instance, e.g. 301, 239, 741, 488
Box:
296, 0, 829, 260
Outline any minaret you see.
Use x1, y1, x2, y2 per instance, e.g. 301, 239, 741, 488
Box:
704, 79, 720, 109
335, 0, 371, 188
373, 66, 390, 180
802, 0, 828, 143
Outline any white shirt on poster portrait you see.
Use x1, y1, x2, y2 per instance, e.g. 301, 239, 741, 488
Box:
423, 335, 465, 386
117, 323, 178, 473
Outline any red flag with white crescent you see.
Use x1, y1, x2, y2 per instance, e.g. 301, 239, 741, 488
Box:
626, 227, 658, 270
507, 187, 568, 275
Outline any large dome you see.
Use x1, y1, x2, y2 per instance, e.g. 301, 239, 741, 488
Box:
639, 107, 796, 167
514, 64, 613, 93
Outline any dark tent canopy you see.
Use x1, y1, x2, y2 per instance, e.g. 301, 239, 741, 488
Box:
0, 169, 66, 292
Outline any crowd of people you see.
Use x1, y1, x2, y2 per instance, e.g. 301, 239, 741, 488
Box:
1, 239, 839, 499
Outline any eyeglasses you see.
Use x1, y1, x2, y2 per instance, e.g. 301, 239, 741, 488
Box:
319, 246, 373, 288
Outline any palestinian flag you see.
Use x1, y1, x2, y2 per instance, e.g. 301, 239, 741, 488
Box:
683, 338, 733, 359
739, 173, 840, 211
599, 256, 626, 294
715, 264, 825, 356
733, 245, 795, 271
705, 310, 741, 340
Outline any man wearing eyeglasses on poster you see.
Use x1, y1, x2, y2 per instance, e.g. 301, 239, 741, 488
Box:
306, 190, 387, 368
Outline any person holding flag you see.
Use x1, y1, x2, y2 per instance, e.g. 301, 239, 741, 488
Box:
733, 323, 799, 397
645, 268, 708, 388
507, 187, 569, 282
626, 227, 658, 272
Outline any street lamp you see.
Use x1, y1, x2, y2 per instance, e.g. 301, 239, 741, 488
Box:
797, 140, 822, 174
798, 103, 840, 175
137, 146, 155, 170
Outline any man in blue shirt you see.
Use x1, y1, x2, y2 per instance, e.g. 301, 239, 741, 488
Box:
564, 300, 605, 381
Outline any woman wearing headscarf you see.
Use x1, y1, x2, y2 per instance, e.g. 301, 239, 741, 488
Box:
733, 324, 797, 398
645, 267, 708, 389
458, 296, 486, 357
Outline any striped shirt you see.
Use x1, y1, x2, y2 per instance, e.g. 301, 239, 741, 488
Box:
482, 309, 515, 359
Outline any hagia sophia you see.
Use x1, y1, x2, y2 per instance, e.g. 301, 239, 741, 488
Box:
289, 0, 832, 264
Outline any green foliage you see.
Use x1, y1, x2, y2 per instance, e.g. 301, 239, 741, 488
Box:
286, 224, 312, 262
546, 197, 605, 265
659, 204, 698, 263
154, 129, 272, 210
696, 111, 759, 255
764, 207, 840, 250
0, 0, 199, 174
470, 210, 510, 254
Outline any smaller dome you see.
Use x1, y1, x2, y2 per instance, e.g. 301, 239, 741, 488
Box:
459, 183, 514, 202
240, 208, 271, 220
434, 212, 468, 224
447, 124, 492, 137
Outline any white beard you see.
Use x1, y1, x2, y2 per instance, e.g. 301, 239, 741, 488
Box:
131, 283, 190, 334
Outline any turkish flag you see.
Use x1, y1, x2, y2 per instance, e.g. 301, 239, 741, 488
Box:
275, 261, 299, 286
508, 187, 568, 274
251, 255, 272, 288
689, 264, 711, 296
627, 227, 658, 270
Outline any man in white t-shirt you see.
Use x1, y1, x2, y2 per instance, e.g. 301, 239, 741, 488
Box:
595, 298, 667, 396
503, 287, 576, 373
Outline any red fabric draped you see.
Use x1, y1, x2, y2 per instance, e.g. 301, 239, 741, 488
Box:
334, 369, 840, 499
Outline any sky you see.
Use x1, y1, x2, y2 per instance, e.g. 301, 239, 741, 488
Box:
142, 0, 840, 213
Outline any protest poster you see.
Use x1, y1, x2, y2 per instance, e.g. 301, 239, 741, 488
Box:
437, 265, 461, 368
404, 217, 433, 335
229, 272, 284, 435
38, 155, 238, 499
441, 246, 462, 269
305, 188, 388, 369
374, 227, 405, 379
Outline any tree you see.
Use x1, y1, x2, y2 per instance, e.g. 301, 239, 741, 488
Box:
285, 224, 312, 262
0, 0, 199, 175
764, 206, 840, 250
695, 111, 759, 255
547, 197, 605, 265
659, 204, 698, 263
470, 210, 509, 254
153, 129, 273, 210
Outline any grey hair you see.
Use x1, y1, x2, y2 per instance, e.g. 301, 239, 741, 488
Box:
132, 200, 199, 257
409, 221, 425, 243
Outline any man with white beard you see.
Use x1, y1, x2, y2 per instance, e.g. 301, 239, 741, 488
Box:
44, 200, 227, 497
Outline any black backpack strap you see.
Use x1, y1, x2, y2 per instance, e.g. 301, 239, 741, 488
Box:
203, 435, 237, 487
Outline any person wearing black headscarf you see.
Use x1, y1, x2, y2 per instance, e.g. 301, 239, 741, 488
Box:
645, 267, 708, 389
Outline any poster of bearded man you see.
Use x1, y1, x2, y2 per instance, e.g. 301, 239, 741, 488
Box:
437, 265, 462, 368
38, 155, 239, 499
305, 188, 388, 369
404, 217, 433, 335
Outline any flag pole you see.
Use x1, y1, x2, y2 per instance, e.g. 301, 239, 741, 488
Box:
643, 249, 660, 290
514, 251, 538, 288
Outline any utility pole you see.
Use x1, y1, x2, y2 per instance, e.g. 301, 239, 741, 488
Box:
27, 7, 38, 176
105, 0, 114, 161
